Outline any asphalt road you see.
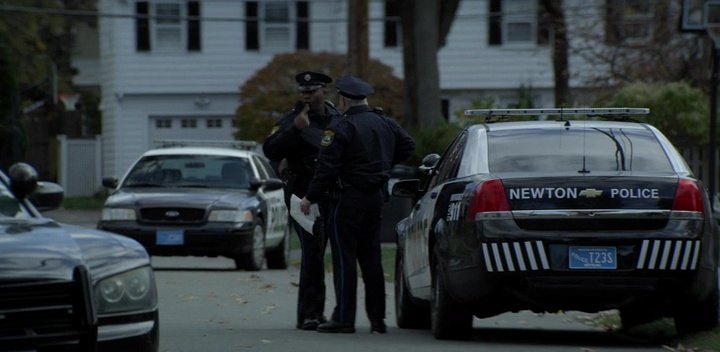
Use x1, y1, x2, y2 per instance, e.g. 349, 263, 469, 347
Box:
46, 209, 672, 352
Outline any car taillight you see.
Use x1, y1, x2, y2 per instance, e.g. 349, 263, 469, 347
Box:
672, 178, 705, 215
467, 179, 510, 220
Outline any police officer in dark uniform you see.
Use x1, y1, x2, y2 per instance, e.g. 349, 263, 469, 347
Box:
263, 71, 340, 331
300, 75, 416, 334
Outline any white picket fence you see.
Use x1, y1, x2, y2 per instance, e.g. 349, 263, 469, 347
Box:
56, 135, 102, 197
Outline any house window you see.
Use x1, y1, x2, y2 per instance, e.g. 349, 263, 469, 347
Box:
606, 0, 654, 44
155, 119, 172, 128
181, 119, 197, 128
384, 0, 401, 48
207, 119, 223, 128
135, 1, 201, 52
488, 0, 538, 47
245, 1, 308, 52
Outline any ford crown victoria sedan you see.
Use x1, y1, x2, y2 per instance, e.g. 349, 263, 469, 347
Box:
0, 163, 158, 351
98, 141, 289, 271
392, 108, 718, 339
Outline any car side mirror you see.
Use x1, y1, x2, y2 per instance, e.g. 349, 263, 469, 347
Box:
418, 153, 440, 175
249, 178, 284, 191
102, 177, 119, 188
392, 179, 420, 198
29, 181, 64, 212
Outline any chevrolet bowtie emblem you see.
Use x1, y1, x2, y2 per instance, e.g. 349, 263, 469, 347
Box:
579, 188, 603, 198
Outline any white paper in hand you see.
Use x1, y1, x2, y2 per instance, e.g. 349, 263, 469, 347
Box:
289, 194, 319, 235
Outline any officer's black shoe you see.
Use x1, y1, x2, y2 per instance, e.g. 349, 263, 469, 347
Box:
370, 320, 387, 334
301, 316, 326, 331
317, 320, 355, 333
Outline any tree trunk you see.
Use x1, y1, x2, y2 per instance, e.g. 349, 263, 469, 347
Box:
542, 0, 569, 106
348, 0, 369, 78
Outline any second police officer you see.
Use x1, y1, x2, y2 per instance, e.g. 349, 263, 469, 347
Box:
263, 71, 340, 331
300, 75, 416, 334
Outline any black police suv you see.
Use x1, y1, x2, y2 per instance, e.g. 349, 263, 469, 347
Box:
0, 163, 158, 351
98, 141, 289, 271
392, 108, 719, 339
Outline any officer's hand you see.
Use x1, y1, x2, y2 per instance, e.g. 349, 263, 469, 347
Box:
294, 104, 310, 129
300, 197, 312, 215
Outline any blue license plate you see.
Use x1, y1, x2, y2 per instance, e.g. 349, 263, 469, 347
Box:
569, 246, 616, 269
156, 229, 184, 245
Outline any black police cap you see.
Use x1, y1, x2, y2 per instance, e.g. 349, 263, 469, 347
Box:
335, 75, 374, 100
296, 71, 332, 92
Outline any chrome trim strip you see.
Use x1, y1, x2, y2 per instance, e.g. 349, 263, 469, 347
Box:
636, 240, 649, 269
525, 241, 538, 270
691, 241, 700, 270
659, 240, 672, 270
681, 241, 693, 270
482, 243, 494, 272
536, 241, 549, 269
491, 243, 504, 272
513, 242, 527, 271
502, 243, 515, 271
511, 209, 670, 219
670, 241, 683, 270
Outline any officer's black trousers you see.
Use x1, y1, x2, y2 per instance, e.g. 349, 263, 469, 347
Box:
327, 187, 385, 326
293, 216, 327, 326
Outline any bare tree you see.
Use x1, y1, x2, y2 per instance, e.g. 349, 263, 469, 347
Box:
347, 0, 369, 78
541, 0, 570, 106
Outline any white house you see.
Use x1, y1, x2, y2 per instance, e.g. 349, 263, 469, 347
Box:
92, 0, 653, 180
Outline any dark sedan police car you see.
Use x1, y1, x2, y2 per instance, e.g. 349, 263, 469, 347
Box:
392, 108, 718, 339
99, 140, 289, 271
0, 163, 158, 351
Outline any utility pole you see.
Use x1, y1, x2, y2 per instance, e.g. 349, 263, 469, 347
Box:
347, 0, 368, 78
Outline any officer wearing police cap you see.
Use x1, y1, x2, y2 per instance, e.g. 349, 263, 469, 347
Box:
300, 75, 416, 334
263, 70, 339, 331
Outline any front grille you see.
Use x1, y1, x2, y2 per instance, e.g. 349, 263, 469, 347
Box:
140, 207, 206, 223
0, 266, 97, 351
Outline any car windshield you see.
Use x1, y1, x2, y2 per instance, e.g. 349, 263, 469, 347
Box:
0, 181, 31, 219
487, 127, 674, 173
122, 155, 254, 189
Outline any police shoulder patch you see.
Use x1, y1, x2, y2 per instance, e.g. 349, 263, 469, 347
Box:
320, 130, 335, 147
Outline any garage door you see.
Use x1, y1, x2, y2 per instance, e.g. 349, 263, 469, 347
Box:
149, 116, 235, 144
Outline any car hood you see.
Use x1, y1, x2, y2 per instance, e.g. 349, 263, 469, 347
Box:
0, 218, 150, 282
106, 187, 258, 208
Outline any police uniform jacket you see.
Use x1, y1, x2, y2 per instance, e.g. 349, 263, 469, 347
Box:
305, 105, 416, 202
263, 102, 340, 197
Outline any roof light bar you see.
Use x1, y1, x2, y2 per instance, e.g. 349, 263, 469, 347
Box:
464, 108, 650, 116
153, 139, 257, 151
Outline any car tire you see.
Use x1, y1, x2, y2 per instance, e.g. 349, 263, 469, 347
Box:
674, 275, 719, 336
266, 226, 290, 269
236, 223, 266, 271
395, 249, 430, 329
431, 257, 473, 340
619, 303, 659, 330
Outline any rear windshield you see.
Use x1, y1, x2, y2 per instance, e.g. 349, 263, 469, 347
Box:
488, 127, 673, 173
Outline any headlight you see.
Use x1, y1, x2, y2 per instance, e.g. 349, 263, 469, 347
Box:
102, 208, 136, 221
95, 267, 157, 314
208, 209, 253, 222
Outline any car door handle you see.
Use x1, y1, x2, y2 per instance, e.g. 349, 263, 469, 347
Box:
430, 192, 438, 199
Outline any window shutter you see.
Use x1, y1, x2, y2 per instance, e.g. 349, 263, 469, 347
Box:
537, 0, 550, 45
384, 0, 400, 47
245, 1, 259, 50
605, 0, 620, 45
296, 1, 309, 50
188, 1, 201, 51
488, 0, 502, 46
136, 1, 150, 51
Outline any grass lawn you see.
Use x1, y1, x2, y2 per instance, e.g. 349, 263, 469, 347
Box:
61, 196, 106, 209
